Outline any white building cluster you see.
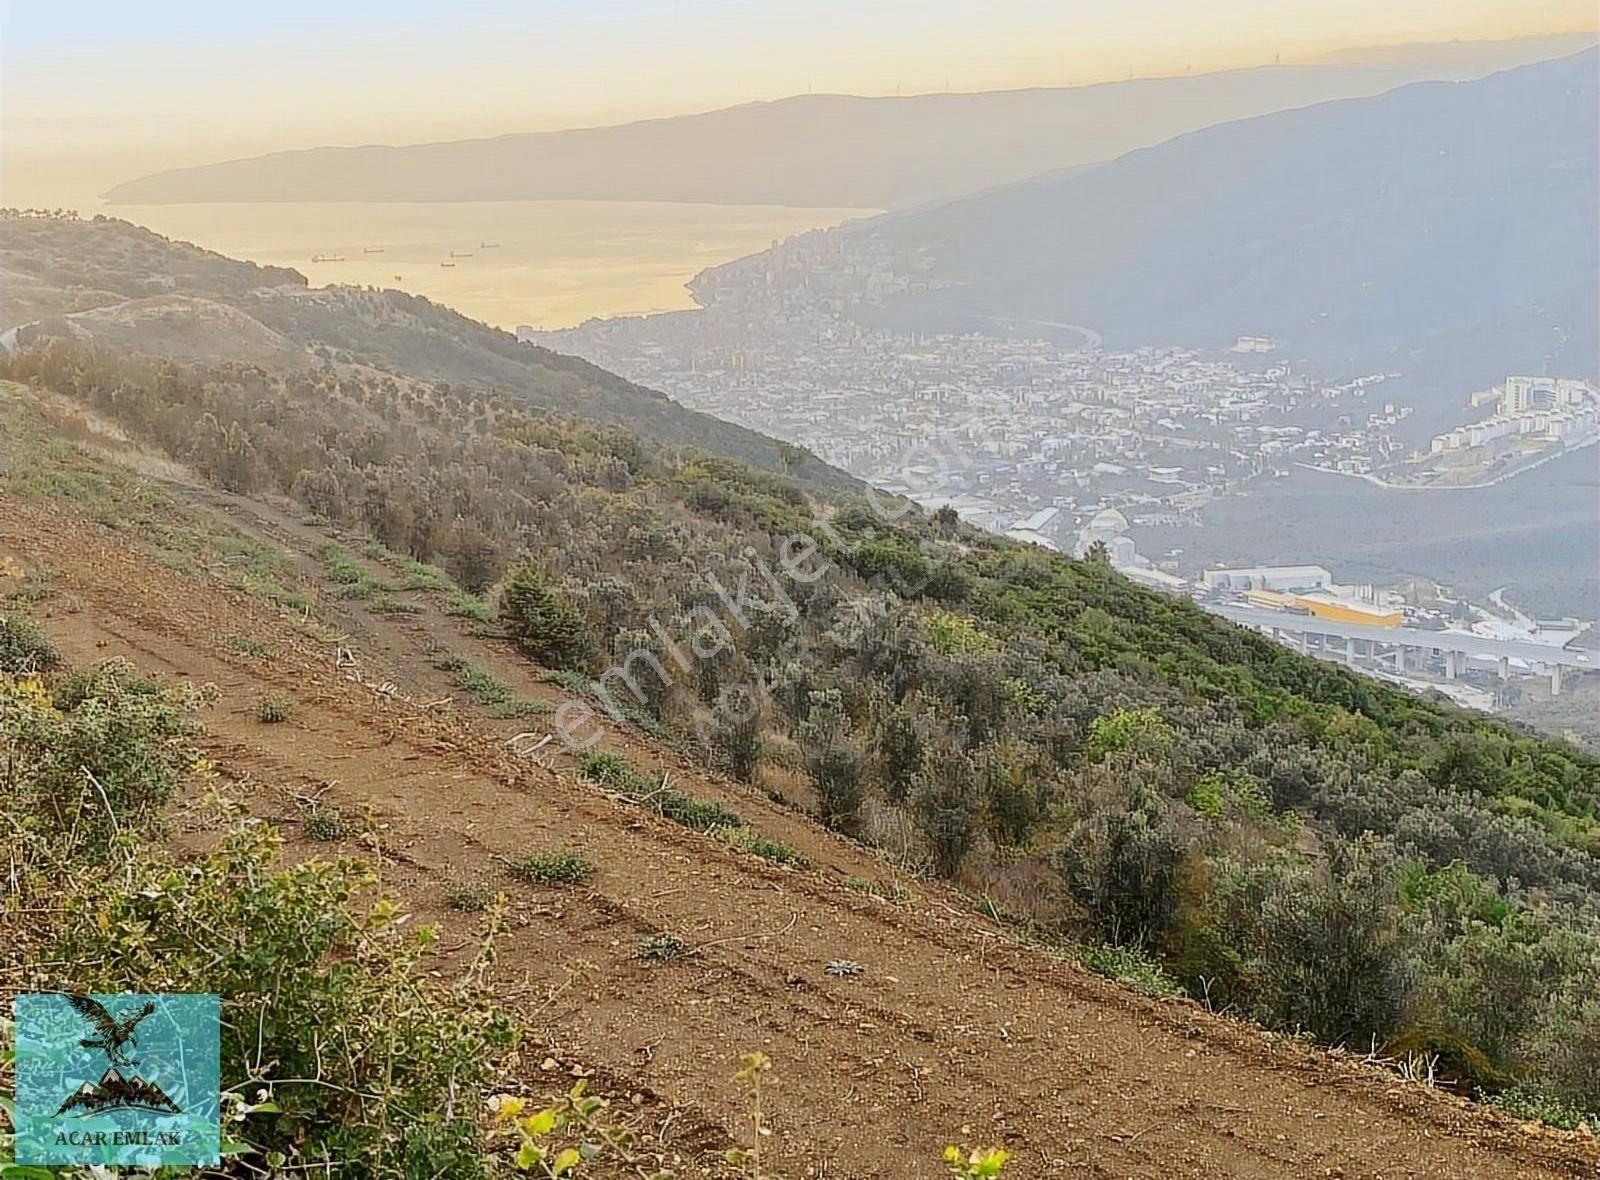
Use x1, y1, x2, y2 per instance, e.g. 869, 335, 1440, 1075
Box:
540, 231, 1409, 571
1430, 376, 1599, 454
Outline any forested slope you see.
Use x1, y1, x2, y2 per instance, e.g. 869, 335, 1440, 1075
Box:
4, 394, 1593, 1174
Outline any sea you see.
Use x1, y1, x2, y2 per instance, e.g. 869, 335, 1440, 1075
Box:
35, 196, 866, 331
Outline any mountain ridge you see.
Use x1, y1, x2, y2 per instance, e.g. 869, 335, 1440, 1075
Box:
780, 49, 1599, 388
103, 37, 1595, 210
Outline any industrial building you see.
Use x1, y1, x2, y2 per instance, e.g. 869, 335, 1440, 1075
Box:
1120, 565, 1190, 593
1201, 564, 1332, 593
1231, 335, 1281, 353
1246, 589, 1402, 627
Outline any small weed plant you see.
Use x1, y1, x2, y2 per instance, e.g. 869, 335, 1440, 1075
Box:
944, 1146, 1011, 1177
718, 826, 806, 868
508, 850, 594, 886
635, 933, 686, 963
257, 694, 291, 724
493, 1082, 673, 1179
303, 805, 349, 842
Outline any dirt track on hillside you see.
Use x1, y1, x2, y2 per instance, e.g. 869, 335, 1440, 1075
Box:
5, 491, 1597, 1180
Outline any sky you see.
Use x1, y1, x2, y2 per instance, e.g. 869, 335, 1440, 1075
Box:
2, 0, 1596, 206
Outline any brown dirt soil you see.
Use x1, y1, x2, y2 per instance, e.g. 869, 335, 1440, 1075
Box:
5, 488, 1598, 1180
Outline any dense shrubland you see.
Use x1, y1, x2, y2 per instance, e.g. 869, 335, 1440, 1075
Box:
0, 649, 509, 1176
3, 337, 1598, 1120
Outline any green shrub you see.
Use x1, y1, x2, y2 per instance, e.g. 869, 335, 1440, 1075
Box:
1526, 986, 1600, 1117
1489, 1084, 1595, 1132
1054, 784, 1185, 947
5, 658, 204, 857
55, 822, 509, 1177
387, 551, 454, 592
4, 642, 505, 1177
500, 562, 593, 672
579, 750, 643, 789
442, 872, 494, 913
507, 850, 594, 886
364, 540, 457, 588
799, 689, 862, 833
545, 668, 596, 696
0, 613, 60, 674
577, 751, 743, 833
874, 706, 925, 805
1207, 839, 1415, 1049
710, 696, 764, 784
658, 791, 743, 833
214, 535, 309, 610
913, 743, 983, 879
445, 589, 495, 622
319, 543, 389, 599
1188, 769, 1273, 823
1084, 707, 1173, 764
456, 664, 510, 706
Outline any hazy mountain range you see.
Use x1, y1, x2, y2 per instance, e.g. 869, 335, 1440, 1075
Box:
809, 49, 1599, 387
103, 36, 1594, 210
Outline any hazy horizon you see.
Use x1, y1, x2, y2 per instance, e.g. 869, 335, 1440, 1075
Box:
2, 0, 1595, 207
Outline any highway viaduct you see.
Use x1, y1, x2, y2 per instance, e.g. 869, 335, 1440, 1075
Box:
1209, 604, 1594, 695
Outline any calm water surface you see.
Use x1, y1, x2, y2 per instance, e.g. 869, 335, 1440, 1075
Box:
82, 198, 867, 329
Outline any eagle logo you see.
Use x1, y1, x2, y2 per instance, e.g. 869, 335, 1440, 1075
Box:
64, 994, 156, 1067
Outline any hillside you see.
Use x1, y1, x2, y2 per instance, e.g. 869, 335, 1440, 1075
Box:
3, 384, 1598, 1176
99, 37, 1595, 210
5, 278, 1600, 1135
0, 213, 857, 490
784, 50, 1599, 387
3, 205, 1599, 1170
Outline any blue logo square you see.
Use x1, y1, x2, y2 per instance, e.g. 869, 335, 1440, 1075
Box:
13, 993, 221, 1167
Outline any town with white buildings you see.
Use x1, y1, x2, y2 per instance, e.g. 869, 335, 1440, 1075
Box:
534, 230, 1599, 715
1414, 375, 1600, 484
535, 235, 1413, 546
